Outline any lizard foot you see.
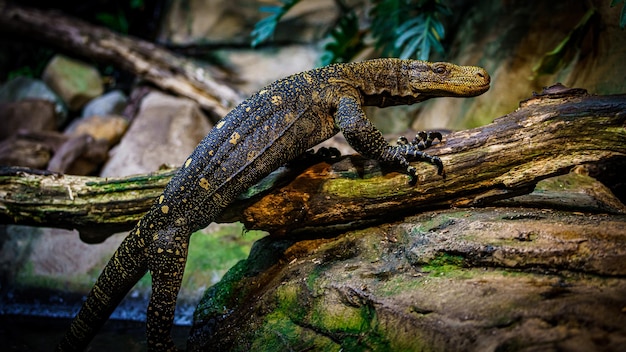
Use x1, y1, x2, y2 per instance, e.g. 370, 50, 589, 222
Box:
397, 131, 443, 150
381, 144, 445, 186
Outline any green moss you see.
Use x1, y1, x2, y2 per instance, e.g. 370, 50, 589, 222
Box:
323, 174, 410, 198
248, 310, 341, 352
421, 253, 472, 279
377, 274, 426, 296
193, 259, 249, 320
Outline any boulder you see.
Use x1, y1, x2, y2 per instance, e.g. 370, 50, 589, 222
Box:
189, 205, 626, 351
100, 91, 212, 177
42, 55, 104, 111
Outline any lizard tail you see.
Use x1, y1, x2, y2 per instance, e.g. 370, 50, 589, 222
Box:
57, 227, 148, 351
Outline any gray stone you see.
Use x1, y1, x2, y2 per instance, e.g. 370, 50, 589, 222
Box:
42, 55, 104, 111
100, 91, 212, 177
82, 90, 128, 118
0, 76, 67, 125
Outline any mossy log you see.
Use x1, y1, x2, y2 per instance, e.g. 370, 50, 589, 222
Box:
0, 88, 625, 243
0, 2, 241, 116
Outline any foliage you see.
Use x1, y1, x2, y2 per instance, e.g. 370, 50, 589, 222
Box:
369, 0, 450, 61
251, 0, 300, 47
251, 0, 450, 64
95, 0, 145, 34
611, 0, 626, 28
319, 10, 364, 65
532, 8, 596, 76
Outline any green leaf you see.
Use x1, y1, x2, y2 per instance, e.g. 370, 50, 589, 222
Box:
321, 11, 364, 65
532, 7, 596, 75
250, 0, 301, 47
371, 0, 449, 61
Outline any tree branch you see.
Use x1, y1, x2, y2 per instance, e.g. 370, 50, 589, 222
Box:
1, 89, 625, 242
0, 2, 241, 116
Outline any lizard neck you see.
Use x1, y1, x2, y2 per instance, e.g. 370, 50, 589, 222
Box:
343, 58, 431, 107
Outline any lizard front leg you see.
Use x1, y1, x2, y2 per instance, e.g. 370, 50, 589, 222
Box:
146, 226, 191, 351
335, 96, 444, 185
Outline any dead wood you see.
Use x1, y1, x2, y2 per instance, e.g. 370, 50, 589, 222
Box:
0, 2, 241, 117
0, 88, 625, 242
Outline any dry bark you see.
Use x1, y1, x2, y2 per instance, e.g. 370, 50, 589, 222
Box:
0, 2, 241, 117
1, 88, 625, 242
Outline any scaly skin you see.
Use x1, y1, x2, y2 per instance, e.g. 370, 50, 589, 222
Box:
57, 58, 490, 351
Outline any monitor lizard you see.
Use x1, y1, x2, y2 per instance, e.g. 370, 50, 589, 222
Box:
57, 58, 490, 351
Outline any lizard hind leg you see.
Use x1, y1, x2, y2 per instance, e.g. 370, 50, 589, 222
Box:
146, 226, 192, 352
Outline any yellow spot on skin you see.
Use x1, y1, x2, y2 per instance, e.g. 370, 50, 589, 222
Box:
229, 132, 240, 145
216, 120, 226, 129
208, 150, 214, 156
271, 95, 282, 105
245, 107, 251, 112
159, 195, 164, 204
247, 150, 258, 161
284, 112, 295, 123
259, 89, 268, 95
161, 205, 169, 214
199, 177, 210, 190
184, 158, 192, 168
302, 73, 313, 84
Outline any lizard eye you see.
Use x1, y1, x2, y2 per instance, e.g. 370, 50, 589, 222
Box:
433, 65, 446, 75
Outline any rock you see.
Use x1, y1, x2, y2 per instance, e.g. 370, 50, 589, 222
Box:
189, 207, 626, 351
42, 55, 104, 111
47, 134, 109, 175
0, 76, 67, 125
0, 129, 108, 173
81, 90, 128, 118
65, 115, 129, 146
0, 134, 53, 169
0, 99, 57, 141
100, 91, 212, 177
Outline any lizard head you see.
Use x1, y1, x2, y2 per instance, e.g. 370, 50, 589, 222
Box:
407, 61, 491, 98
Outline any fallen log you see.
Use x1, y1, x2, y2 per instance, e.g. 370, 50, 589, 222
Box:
0, 87, 625, 242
